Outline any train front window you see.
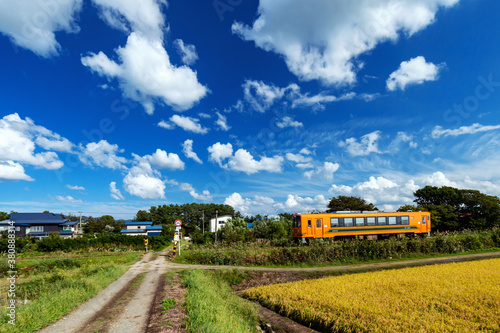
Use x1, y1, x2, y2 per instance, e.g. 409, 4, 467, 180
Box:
316, 219, 321, 228
293, 215, 301, 228
344, 218, 353, 227
423, 216, 426, 224
330, 218, 339, 228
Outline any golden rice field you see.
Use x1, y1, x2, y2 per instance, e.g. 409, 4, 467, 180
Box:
243, 259, 500, 332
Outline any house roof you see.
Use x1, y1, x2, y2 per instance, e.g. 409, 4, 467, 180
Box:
146, 226, 162, 230
120, 229, 147, 233
61, 221, 79, 225
8, 213, 70, 225
125, 221, 153, 226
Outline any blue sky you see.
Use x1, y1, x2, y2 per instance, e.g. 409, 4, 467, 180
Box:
1, 0, 500, 219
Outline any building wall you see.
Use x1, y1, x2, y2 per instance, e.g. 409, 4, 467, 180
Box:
209, 215, 233, 232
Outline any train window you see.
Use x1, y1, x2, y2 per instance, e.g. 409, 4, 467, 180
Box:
339, 218, 345, 227
330, 218, 339, 228
401, 216, 409, 225
317, 219, 321, 228
423, 216, 426, 224
388, 216, 397, 225
367, 217, 376, 226
293, 215, 301, 228
344, 217, 353, 227
308, 220, 312, 227
355, 217, 364, 226
378, 217, 386, 225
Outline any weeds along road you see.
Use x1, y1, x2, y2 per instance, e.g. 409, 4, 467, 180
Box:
37, 251, 500, 333
39, 252, 169, 333
164, 251, 500, 272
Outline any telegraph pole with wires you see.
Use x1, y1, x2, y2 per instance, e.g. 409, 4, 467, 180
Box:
78, 211, 82, 236
214, 210, 218, 244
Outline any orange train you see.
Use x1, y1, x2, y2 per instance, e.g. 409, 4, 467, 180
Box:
293, 211, 431, 242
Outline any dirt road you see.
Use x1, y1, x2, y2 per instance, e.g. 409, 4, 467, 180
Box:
37, 251, 500, 333
39, 252, 170, 333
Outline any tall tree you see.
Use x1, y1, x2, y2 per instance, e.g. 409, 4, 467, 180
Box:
134, 210, 151, 221
413, 186, 500, 231
327, 196, 378, 212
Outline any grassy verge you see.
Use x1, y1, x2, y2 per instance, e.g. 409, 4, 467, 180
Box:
0, 252, 141, 333
181, 269, 258, 333
176, 229, 500, 267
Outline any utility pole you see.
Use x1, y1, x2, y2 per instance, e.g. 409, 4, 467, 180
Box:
214, 210, 218, 244
78, 211, 82, 237
202, 210, 205, 234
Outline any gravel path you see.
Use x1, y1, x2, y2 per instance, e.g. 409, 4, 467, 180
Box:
38, 252, 169, 333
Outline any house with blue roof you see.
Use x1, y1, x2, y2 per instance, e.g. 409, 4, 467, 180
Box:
120, 221, 163, 236
0, 213, 80, 239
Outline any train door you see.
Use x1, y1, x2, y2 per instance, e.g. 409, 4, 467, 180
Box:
307, 219, 313, 237
423, 214, 431, 234
315, 218, 323, 238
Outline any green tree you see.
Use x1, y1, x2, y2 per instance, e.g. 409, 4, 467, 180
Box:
414, 186, 460, 208
397, 205, 425, 212
134, 210, 151, 221
413, 186, 500, 231
0, 212, 10, 221
327, 196, 378, 212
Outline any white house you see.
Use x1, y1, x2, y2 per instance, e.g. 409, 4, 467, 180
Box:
209, 215, 233, 232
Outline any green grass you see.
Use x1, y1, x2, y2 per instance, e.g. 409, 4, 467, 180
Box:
161, 298, 177, 313
181, 269, 259, 333
176, 229, 500, 267
0, 252, 141, 333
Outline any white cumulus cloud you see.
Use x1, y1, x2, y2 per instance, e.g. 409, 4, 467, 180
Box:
145, 149, 185, 170
66, 184, 85, 191
182, 139, 203, 164
233, 0, 457, 85
79, 140, 128, 170
0, 0, 83, 58
228, 149, 284, 175
0, 113, 65, 171
109, 181, 125, 200
276, 116, 303, 129
386, 56, 444, 91
339, 131, 382, 156
208, 142, 284, 175
56, 195, 82, 203
163, 115, 209, 134
208, 142, 234, 166
123, 157, 165, 199
174, 39, 199, 65
215, 112, 231, 131
82, 32, 208, 114
0, 161, 34, 182
304, 162, 340, 181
